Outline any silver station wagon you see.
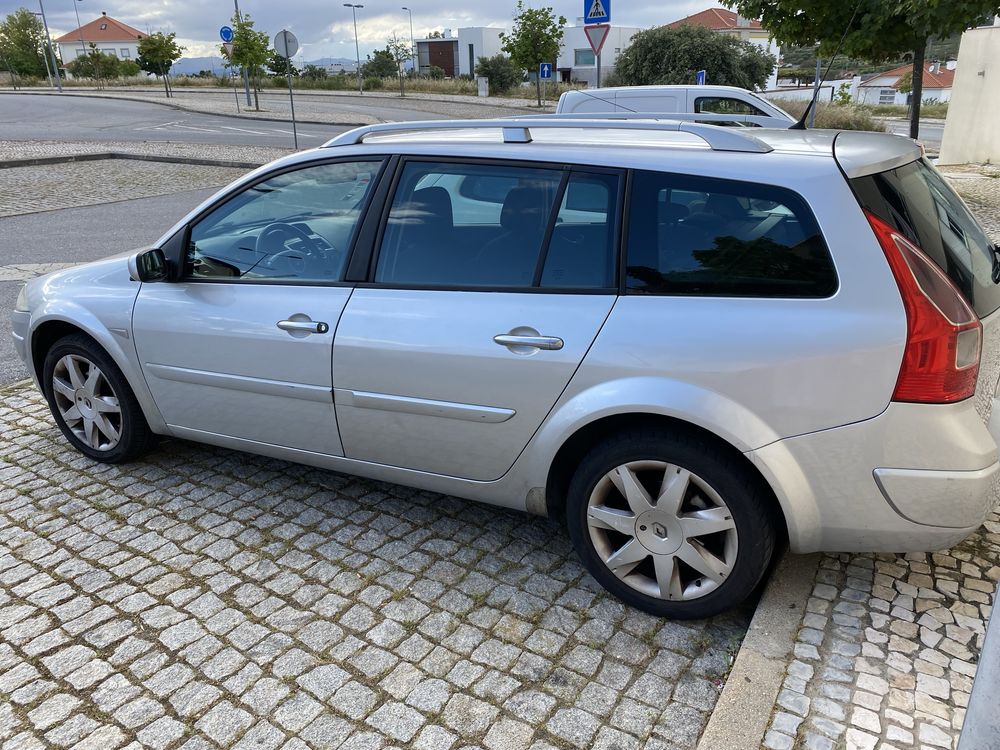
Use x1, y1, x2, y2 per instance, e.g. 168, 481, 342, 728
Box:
12, 118, 1000, 619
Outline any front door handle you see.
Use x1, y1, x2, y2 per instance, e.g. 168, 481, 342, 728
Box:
277, 319, 329, 335
493, 334, 564, 351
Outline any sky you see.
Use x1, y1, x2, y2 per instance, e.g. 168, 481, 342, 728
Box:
3, 0, 715, 61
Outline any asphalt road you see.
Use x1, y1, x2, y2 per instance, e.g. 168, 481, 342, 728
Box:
0, 187, 219, 385
885, 118, 944, 149
0, 94, 350, 147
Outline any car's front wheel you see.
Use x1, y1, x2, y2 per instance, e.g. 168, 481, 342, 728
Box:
566, 429, 776, 619
42, 334, 156, 463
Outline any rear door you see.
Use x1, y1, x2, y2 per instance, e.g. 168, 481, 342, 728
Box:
332, 158, 622, 481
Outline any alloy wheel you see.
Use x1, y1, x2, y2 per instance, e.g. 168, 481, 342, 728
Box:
51, 354, 123, 451
586, 460, 739, 601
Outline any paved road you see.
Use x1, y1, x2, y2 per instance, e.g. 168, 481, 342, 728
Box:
0, 188, 219, 384
885, 118, 944, 149
0, 95, 349, 147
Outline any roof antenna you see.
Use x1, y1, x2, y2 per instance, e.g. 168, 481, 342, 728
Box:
789, 0, 862, 130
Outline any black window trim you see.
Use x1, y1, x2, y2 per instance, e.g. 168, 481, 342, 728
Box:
355, 155, 626, 295
164, 154, 393, 287
622, 169, 841, 300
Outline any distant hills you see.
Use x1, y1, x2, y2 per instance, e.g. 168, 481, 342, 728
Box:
171, 56, 358, 75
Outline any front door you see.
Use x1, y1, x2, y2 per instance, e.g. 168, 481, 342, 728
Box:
333, 158, 622, 480
133, 158, 385, 455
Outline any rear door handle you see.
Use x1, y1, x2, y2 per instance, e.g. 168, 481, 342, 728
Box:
277, 319, 329, 334
493, 334, 564, 351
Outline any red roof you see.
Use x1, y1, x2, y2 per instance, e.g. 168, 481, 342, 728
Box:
861, 63, 955, 89
667, 7, 763, 31
55, 14, 144, 44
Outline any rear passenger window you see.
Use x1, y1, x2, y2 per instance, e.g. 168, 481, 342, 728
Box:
376, 161, 618, 289
625, 171, 837, 298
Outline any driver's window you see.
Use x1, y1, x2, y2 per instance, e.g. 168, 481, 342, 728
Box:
186, 159, 383, 283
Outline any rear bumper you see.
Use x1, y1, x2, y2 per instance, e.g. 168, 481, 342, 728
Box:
749, 399, 999, 553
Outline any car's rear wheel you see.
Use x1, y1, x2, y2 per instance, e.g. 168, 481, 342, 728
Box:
43, 334, 155, 463
566, 429, 776, 619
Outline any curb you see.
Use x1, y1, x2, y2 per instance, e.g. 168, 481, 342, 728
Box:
698, 552, 820, 750
958, 578, 1000, 750
0, 152, 265, 171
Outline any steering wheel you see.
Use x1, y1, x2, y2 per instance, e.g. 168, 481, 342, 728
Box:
255, 222, 324, 273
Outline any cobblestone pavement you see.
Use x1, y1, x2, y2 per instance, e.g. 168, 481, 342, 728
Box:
0, 382, 749, 750
0, 160, 247, 217
759, 170, 1000, 750
0, 140, 291, 166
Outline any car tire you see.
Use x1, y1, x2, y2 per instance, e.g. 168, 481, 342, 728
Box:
566, 428, 776, 619
42, 334, 156, 464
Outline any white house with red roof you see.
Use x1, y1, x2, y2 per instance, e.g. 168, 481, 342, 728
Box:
54, 11, 145, 75
856, 61, 956, 105
666, 7, 779, 89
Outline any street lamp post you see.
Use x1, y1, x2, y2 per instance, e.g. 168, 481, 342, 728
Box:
344, 4, 363, 94
36, 0, 62, 92
73, 0, 86, 63
401, 6, 416, 77
233, 0, 252, 107
30, 12, 54, 88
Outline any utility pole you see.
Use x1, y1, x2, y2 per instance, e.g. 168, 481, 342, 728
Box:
36, 0, 62, 92
344, 4, 364, 94
402, 6, 416, 76
73, 0, 86, 62
234, 0, 252, 107
30, 11, 54, 88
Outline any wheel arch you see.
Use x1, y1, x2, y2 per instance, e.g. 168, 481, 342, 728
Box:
544, 412, 788, 542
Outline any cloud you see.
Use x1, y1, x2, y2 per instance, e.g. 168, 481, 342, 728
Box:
4, 0, 713, 61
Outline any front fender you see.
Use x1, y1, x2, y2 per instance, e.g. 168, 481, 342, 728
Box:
514, 375, 783, 489
26, 260, 167, 434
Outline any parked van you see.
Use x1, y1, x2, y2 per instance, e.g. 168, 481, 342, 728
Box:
556, 84, 795, 127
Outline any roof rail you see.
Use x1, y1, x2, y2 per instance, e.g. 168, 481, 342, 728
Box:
322, 118, 773, 153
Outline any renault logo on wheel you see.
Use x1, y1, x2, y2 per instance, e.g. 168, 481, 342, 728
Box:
652, 521, 669, 539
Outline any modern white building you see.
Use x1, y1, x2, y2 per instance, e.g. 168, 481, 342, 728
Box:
55, 12, 144, 75
555, 23, 641, 86
456, 27, 504, 78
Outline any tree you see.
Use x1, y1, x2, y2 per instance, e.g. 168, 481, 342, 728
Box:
723, 0, 1000, 138
896, 70, 913, 95
0, 8, 47, 78
267, 49, 298, 77
361, 48, 397, 79
614, 25, 775, 90
500, 1, 566, 106
301, 63, 327, 81
474, 54, 522, 95
66, 43, 121, 85
222, 12, 269, 109
386, 34, 412, 95
137, 31, 183, 98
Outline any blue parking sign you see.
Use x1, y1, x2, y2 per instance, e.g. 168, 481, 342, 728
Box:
585, 0, 610, 25
539, 63, 552, 80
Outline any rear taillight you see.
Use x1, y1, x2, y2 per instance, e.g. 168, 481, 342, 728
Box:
865, 211, 982, 403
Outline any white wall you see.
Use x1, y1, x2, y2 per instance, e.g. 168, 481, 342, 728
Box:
555, 26, 640, 87
457, 27, 503, 77
940, 26, 1000, 164
59, 39, 141, 77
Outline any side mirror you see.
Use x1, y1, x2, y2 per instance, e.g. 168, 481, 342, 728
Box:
129, 248, 168, 282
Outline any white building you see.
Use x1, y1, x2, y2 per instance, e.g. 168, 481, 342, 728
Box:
556, 24, 641, 86
940, 23, 1000, 165
456, 27, 504, 77
55, 12, 144, 75
855, 61, 956, 105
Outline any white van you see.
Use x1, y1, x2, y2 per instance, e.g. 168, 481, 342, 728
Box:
556, 84, 795, 127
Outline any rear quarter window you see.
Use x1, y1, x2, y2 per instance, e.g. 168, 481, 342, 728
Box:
626, 170, 837, 298
850, 159, 1000, 318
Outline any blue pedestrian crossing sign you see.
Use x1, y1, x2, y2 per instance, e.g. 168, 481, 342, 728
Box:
695, 69, 706, 85
585, 0, 610, 25
219, 25, 234, 43
539, 63, 553, 80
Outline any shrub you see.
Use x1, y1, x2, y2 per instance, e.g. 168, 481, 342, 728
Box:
427, 65, 445, 80
474, 54, 522, 95
772, 99, 886, 131
364, 76, 384, 90
301, 64, 327, 81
